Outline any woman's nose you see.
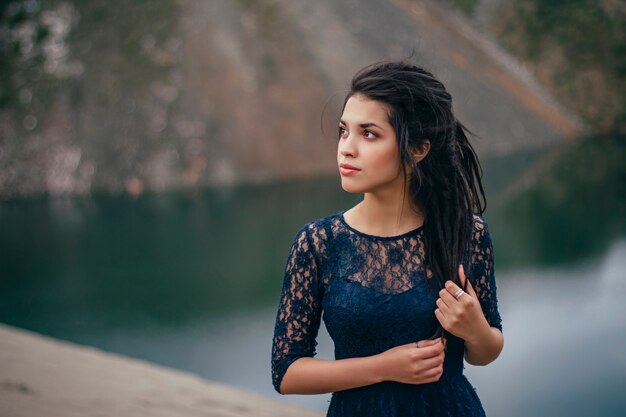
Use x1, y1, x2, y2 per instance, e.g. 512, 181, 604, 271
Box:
339, 135, 357, 157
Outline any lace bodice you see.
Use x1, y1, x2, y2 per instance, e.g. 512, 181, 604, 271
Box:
271, 212, 502, 416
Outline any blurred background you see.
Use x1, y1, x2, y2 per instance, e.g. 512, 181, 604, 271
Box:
0, 0, 624, 415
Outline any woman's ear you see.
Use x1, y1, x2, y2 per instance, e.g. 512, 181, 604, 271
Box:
412, 140, 431, 163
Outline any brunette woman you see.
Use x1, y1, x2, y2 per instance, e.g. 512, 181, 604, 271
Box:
271, 61, 503, 416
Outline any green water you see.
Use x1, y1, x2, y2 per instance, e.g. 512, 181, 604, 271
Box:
0, 179, 358, 336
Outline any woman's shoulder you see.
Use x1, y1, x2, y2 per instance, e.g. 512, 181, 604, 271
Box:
472, 213, 487, 233
297, 211, 343, 236
291, 211, 343, 251
471, 213, 493, 248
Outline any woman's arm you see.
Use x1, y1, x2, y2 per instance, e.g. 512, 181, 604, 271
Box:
271, 225, 325, 393
280, 338, 446, 395
435, 217, 504, 366
279, 356, 380, 395
463, 324, 503, 366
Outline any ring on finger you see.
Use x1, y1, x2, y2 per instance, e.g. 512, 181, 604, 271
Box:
454, 288, 465, 300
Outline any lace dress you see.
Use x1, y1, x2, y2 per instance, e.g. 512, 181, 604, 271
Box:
271, 212, 502, 417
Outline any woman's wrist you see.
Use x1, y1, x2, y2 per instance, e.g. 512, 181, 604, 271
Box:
464, 316, 492, 346
463, 325, 503, 365
367, 353, 387, 384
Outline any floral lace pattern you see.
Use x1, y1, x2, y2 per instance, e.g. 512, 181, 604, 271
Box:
271, 212, 502, 416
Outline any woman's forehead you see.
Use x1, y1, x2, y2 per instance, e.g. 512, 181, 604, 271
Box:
341, 94, 391, 126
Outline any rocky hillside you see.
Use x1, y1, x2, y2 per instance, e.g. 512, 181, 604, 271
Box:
481, 0, 625, 134
0, 0, 581, 198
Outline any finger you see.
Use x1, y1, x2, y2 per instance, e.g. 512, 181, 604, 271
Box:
419, 355, 445, 371
436, 298, 452, 317
459, 264, 477, 296
417, 342, 445, 358
446, 281, 471, 305
416, 338, 442, 348
440, 286, 457, 304
421, 365, 444, 381
434, 303, 447, 319
445, 279, 470, 301
434, 308, 447, 328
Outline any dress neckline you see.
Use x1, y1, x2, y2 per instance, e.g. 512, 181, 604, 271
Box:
337, 211, 424, 241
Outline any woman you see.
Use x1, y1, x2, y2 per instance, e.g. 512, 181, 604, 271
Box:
271, 61, 503, 416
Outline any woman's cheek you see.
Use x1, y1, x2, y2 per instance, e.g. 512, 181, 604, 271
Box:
375, 145, 401, 175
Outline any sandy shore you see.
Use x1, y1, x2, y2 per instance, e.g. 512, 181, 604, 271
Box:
0, 324, 322, 417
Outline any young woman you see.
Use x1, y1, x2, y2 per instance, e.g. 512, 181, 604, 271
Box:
271, 61, 503, 416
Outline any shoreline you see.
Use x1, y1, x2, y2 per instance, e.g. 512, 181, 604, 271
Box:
0, 323, 322, 417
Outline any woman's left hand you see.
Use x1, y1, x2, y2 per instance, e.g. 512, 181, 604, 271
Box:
434, 265, 490, 343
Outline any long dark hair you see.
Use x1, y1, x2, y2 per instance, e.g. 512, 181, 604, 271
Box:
344, 60, 486, 291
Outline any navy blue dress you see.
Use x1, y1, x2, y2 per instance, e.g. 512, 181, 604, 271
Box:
271, 212, 502, 416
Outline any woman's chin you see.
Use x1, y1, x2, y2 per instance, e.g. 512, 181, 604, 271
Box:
340, 179, 364, 194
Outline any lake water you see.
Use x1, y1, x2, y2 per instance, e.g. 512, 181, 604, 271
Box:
1, 150, 625, 416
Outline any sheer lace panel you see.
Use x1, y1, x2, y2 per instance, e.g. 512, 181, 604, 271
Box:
329, 217, 432, 294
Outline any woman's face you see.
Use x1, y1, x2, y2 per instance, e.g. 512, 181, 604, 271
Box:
337, 94, 405, 195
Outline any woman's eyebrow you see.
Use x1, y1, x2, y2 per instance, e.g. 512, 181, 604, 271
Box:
339, 120, 384, 130
360, 122, 384, 130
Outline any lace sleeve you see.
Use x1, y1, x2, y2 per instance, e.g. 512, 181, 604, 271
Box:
271, 224, 323, 394
470, 217, 502, 332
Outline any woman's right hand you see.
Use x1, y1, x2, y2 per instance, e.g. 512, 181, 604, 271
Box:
375, 338, 446, 384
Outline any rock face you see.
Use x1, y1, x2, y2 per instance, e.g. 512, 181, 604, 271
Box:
0, 323, 323, 417
0, 0, 581, 198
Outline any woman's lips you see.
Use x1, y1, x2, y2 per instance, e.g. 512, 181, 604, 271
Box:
339, 164, 361, 176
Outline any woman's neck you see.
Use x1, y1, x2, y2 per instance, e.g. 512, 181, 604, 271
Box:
345, 192, 424, 237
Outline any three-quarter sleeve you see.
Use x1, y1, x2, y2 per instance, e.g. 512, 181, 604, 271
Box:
271, 225, 324, 394
469, 216, 502, 332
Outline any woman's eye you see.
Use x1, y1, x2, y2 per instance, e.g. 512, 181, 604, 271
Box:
338, 126, 347, 138
364, 130, 378, 139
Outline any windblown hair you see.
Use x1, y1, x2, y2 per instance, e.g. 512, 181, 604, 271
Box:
344, 60, 486, 292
